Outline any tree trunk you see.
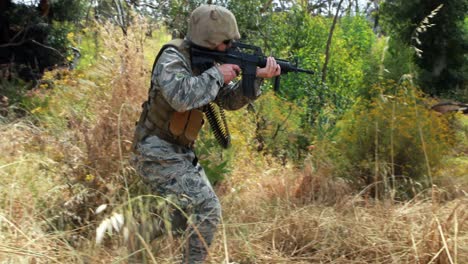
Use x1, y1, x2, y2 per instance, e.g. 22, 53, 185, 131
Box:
39, 0, 50, 17
0, 0, 12, 12
321, 0, 344, 83
0, 0, 12, 44
113, 0, 128, 35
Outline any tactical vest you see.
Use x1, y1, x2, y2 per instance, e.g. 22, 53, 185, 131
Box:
133, 39, 204, 148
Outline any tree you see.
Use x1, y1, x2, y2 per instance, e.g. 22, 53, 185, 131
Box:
381, 0, 467, 96
322, 0, 345, 83
0, 0, 87, 83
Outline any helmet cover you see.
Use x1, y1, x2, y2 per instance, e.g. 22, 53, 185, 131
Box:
187, 4, 240, 49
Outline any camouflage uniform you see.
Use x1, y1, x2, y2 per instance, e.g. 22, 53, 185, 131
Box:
131, 43, 262, 264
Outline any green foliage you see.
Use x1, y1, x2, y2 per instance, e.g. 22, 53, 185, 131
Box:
268, 7, 328, 63
0, 0, 87, 95
226, 0, 274, 42
382, 38, 416, 81
75, 28, 100, 70
50, 0, 88, 22
158, 0, 207, 37
446, 16, 468, 101
200, 158, 231, 186
265, 7, 378, 132
5, 3, 43, 26
324, 15, 375, 113
380, 0, 468, 96
359, 36, 387, 92
253, 91, 310, 162
197, 129, 232, 185
48, 21, 76, 61
0, 77, 32, 107
360, 36, 418, 100
334, 80, 454, 199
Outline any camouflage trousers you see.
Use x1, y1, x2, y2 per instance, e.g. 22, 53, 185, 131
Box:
131, 135, 221, 264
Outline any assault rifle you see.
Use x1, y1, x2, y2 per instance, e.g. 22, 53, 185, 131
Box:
191, 42, 314, 98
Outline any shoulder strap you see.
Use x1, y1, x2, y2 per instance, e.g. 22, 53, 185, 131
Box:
150, 38, 187, 74
147, 38, 189, 104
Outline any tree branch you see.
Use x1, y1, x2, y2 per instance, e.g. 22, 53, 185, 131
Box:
321, 0, 344, 83
31, 40, 65, 58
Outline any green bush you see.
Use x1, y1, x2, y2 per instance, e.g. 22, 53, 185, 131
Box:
197, 128, 232, 185
265, 9, 378, 130
252, 91, 310, 163
334, 80, 454, 199
47, 21, 76, 62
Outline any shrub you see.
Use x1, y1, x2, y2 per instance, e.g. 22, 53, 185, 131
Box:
251, 91, 310, 163
334, 80, 454, 199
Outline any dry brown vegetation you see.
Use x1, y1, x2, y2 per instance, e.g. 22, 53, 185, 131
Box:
210, 161, 468, 264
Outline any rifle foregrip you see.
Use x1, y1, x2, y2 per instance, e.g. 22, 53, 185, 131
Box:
274, 76, 280, 91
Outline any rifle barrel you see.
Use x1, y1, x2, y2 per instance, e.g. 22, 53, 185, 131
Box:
275, 59, 314, 75
295, 68, 314, 74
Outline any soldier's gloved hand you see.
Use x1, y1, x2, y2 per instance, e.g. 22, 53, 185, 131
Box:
217, 64, 241, 84
256, 56, 281, 78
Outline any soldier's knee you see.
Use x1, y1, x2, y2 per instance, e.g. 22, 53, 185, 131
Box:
201, 196, 221, 225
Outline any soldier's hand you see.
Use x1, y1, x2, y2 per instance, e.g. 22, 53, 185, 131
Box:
217, 64, 241, 84
256, 56, 281, 78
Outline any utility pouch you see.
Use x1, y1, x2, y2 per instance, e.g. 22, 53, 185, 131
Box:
169, 110, 204, 141
185, 110, 204, 141
169, 111, 190, 136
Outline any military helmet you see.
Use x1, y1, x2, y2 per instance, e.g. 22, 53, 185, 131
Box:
187, 4, 240, 49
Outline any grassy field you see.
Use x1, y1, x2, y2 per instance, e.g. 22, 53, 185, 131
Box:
0, 23, 466, 263
0, 120, 466, 263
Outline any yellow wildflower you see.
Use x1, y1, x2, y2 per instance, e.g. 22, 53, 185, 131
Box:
66, 32, 75, 41
85, 174, 95, 182
31, 107, 43, 114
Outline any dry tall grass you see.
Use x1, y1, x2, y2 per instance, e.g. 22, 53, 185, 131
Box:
208, 159, 468, 264
0, 121, 86, 262
0, 18, 162, 263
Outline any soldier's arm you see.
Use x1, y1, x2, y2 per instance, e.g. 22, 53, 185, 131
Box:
215, 56, 281, 110
154, 48, 224, 112
215, 78, 263, 110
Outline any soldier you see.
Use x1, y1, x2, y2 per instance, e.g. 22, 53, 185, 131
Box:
131, 4, 280, 263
